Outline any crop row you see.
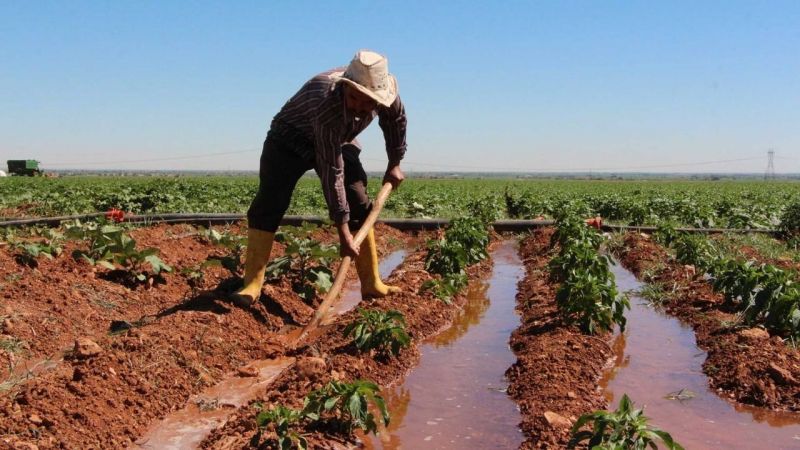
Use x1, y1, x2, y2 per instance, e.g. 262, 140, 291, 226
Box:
668, 232, 800, 340
2, 177, 799, 230
548, 212, 629, 334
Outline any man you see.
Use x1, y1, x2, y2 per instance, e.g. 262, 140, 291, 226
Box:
232, 50, 407, 307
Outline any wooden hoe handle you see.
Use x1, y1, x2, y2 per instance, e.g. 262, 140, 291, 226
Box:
294, 182, 394, 344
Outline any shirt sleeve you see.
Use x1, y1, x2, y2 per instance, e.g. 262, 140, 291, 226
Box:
313, 119, 349, 224
378, 95, 408, 166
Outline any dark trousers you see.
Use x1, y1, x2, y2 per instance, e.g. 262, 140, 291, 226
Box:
246, 136, 371, 232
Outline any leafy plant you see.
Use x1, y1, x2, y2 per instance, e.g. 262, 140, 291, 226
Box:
779, 201, 800, 239
7, 228, 64, 268
711, 259, 799, 332
254, 404, 308, 450
466, 194, 502, 224
425, 217, 489, 276
11, 240, 63, 268
422, 216, 489, 303
568, 394, 684, 450
425, 236, 469, 276
201, 227, 248, 277
180, 263, 210, 296
549, 240, 610, 283
343, 309, 410, 356
68, 220, 171, 284
550, 212, 603, 250
556, 269, 630, 334
653, 221, 680, 247
303, 380, 389, 434
673, 234, 717, 271
265, 223, 338, 302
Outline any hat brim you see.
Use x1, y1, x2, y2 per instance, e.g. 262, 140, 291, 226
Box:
338, 74, 397, 107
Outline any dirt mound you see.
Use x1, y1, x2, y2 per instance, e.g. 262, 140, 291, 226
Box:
507, 229, 611, 448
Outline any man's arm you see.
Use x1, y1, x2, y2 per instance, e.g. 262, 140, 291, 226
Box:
378, 96, 407, 188
313, 119, 359, 258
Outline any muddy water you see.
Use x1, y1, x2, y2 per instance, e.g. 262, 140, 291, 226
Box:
363, 240, 524, 449
134, 358, 294, 449
604, 262, 800, 450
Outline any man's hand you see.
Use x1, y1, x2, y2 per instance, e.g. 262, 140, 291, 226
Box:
336, 222, 360, 259
383, 164, 405, 190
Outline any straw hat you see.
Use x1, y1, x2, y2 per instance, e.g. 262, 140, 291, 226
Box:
337, 50, 398, 107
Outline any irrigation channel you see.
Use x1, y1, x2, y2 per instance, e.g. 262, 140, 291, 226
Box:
135, 250, 409, 449
605, 261, 800, 450
363, 240, 525, 449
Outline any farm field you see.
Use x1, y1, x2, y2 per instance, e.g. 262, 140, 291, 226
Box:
1, 177, 800, 449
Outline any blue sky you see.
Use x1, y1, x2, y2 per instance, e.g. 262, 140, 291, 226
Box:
2, 1, 799, 172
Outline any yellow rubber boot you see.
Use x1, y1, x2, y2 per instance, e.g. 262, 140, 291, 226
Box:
355, 229, 401, 299
230, 229, 274, 307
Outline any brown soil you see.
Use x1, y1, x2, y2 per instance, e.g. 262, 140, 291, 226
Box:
199, 239, 497, 449
0, 221, 409, 449
614, 232, 800, 412
507, 229, 611, 449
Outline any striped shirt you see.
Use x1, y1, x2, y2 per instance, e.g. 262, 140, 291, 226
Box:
272, 68, 407, 224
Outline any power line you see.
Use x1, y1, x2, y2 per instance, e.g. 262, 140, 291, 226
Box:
363, 156, 766, 172
42, 150, 778, 173
44, 149, 259, 167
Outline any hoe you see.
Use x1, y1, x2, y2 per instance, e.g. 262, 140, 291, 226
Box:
288, 181, 395, 346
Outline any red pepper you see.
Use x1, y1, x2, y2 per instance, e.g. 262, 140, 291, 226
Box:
106, 208, 125, 223
584, 216, 602, 230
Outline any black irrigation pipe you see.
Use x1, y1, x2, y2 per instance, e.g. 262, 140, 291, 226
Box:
0, 213, 782, 235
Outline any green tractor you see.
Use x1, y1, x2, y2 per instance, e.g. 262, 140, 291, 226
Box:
7, 160, 42, 176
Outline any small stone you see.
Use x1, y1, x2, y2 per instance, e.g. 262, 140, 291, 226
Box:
74, 338, 102, 358
544, 411, 572, 429
108, 367, 117, 376
567, 391, 577, 399
28, 414, 43, 425
198, 372, 214, 384
237, 365, 259, 378
72, 367, 86, 382
738, 328, 770, 342
295, 357, 327, 380
768, 362, 797, 385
